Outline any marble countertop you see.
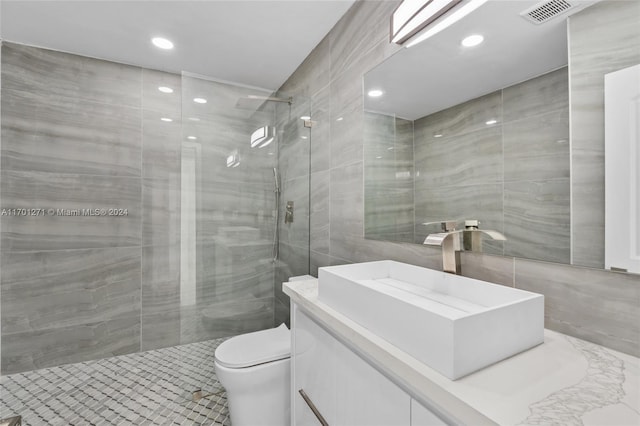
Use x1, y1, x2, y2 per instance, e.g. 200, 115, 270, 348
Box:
284, 279, 640, 426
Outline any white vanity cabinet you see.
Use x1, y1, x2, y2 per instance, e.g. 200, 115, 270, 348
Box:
292, 304, 337, 425
292, 303, 445, 426
332, 329, 410, 425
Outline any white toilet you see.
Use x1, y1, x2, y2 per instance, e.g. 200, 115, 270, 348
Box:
214, 323, 291, 426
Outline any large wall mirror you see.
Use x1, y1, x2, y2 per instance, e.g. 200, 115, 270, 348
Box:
363, 0, 640, 271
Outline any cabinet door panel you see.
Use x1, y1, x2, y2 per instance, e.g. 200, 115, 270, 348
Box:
293, 306, 336, 425
293, 304, 414, 426
335, 340, 411, 425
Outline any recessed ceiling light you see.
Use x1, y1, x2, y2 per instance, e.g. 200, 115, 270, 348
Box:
152, 37, 174, 50
368, 89, 384, 97
461, 34, 484, 47
486, 119, 497, 125
376, 156, 383, 159
336, 117, 344, 122
434, 134, 443, 138
187, 136, 197, 140
387, 147, 394, 150
301, 136, 308, 140
158, 86, 173, 94
300, 116, 311, 120
193, 98, 207, 104
161, 117, 173, 122
188, 117, 200, 121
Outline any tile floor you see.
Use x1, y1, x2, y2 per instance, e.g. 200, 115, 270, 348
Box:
0, 339, 231, 425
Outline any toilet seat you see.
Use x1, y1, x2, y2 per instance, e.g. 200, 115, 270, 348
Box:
215, 323, 290, 368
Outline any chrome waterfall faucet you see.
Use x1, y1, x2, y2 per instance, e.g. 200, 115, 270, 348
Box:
423, 220, 506, 274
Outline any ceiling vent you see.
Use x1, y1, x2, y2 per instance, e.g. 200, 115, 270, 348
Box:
520, 0, 575, 24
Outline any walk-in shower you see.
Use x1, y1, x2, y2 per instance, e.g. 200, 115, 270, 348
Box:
0, 40, 311, 382
243, 94, 295, 263
0, 0, 332, 420
179, 73, 308, 345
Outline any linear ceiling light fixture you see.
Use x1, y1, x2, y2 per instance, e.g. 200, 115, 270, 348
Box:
404, 0, 489, 48
391, 0, 462, 44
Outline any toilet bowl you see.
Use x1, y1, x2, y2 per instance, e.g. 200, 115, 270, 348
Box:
214, 323, 291, 426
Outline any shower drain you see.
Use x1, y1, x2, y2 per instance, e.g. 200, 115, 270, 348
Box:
191, 388, 225, 402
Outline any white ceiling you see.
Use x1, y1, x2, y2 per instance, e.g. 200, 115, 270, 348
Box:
364, 0, 598, 120
0, 0, 355, 91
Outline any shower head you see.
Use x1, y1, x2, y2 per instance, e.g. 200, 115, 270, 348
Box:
235, 95, 293, 110
245, 95, 292, 104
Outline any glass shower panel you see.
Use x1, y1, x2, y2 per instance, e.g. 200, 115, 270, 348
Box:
180, 73, 308, 342
273, 94, 311, 326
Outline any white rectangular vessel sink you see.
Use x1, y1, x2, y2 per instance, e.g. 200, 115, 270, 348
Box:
318, 260, 544, 380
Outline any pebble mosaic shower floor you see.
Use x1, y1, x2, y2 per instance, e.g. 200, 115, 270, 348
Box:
0, 339, 231, 425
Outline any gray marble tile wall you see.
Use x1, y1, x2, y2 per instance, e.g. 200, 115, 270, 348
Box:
413, 90, 504, 254
364, 111, 397, 241
277, 0, 639, 357
364, 112, 414, 242
1, 42, 145, 374
503, 67, 571, 264
0, 43, 279, 374
413, 67, 570, 263
569, 0, 640, 268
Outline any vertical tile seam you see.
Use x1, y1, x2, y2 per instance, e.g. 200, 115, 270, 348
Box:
139, 67, 144, 350
328, 40, 335, 259
307, 96, 312, 276
360, 71, 365, 240
393, 113, 397, 238
500, 88, 505, 258
567, 17, 575, 266
502, 88, 518, 287
1, 39, 3, 375
412, 117, 416, 244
